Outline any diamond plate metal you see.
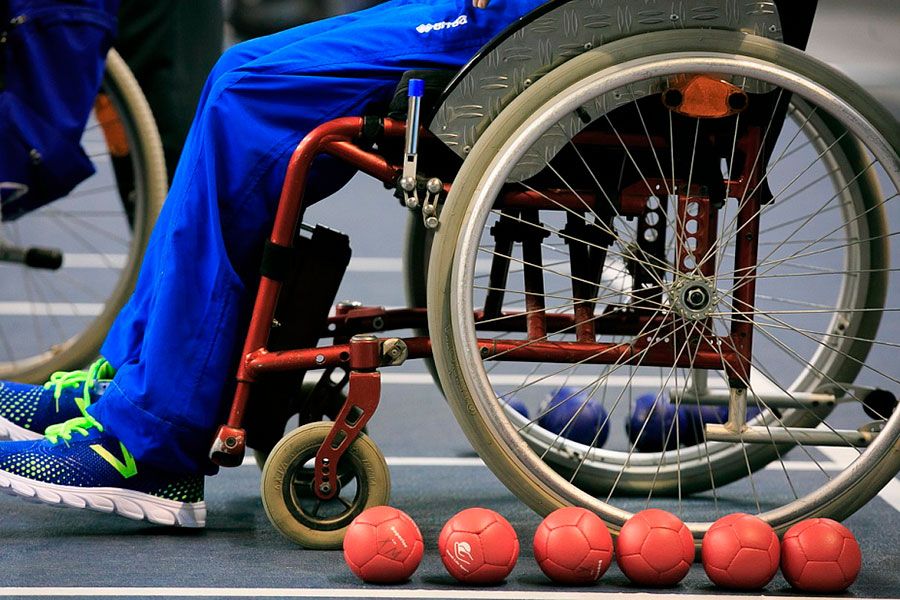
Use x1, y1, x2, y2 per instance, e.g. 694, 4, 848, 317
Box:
429, 0, 783, 180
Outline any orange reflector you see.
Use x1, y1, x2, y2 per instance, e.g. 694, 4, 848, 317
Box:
662, 75, 747, 119
94, 94, 130, 157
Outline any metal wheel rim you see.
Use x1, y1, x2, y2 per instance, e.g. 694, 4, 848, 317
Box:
283, 439, 368, 531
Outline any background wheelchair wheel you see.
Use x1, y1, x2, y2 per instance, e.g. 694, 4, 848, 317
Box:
260, 421, 390, 549
428, 29, 899, 539
0, 49, 166, 383
403, 212, 442, 392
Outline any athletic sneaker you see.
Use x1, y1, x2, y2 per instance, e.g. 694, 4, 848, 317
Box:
0, 415, 206, 527
0, 358, 115, 441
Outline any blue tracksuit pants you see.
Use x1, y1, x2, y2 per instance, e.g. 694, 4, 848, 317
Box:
88, 0, 546, 474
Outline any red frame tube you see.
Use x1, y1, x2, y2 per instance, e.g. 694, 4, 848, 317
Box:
726, 127, 765, 385
225, 117, 406, 430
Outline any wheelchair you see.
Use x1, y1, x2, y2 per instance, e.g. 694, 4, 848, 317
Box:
207, 0, 900, 549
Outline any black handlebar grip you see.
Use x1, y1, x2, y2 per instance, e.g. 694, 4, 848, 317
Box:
25, 247, 64, 270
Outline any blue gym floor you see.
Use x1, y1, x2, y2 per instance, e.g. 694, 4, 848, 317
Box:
1, 1, 898, 598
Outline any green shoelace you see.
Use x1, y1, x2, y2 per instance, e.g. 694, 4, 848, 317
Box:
43, 358, 115, 416
45, 415, 104, 445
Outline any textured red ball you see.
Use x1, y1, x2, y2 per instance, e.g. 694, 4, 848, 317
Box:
343, 506, 424, 584
702, 513, 780, 589
438, 507, 519, 584
781, 518, 862, 593
615, 508, 694, 586
533, 507, 614, 584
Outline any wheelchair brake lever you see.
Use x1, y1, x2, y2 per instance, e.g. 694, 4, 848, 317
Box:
399, 79, 444, 229
400, 78, 424, 210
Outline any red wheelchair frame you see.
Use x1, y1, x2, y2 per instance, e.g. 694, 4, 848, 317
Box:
208, 83, 770, 505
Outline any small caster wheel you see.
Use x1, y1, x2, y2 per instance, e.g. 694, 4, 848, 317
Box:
261, 421, 390, 549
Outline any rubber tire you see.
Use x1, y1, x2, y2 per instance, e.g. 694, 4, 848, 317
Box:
0, 49, 166, 383
427, 29, 899, 536
261, 421, 391, 549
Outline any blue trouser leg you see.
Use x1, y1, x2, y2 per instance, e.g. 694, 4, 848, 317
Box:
90, 0, 546, 474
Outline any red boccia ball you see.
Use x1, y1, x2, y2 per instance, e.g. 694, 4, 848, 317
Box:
781, 518, 862, 593
534, 507, 614, 584
615, 508, 695, 586
438, 507, 519, 584
702, 513, 780, 589
343, 506, 424, 584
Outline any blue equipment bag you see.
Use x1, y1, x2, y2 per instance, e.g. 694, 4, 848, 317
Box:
0, 0, 119, 221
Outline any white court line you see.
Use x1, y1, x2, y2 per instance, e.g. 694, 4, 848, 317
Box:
347, 257, 403, 272
61, 253, 127, 269
18, 255, 407, 271
874, 477, 900, 513
51, 255, 495, 274
239, 455, 485, 468
382, 370, 776, 390
347, 257, 560, 275
0, 588, 890, 600
0, 301, 104, 317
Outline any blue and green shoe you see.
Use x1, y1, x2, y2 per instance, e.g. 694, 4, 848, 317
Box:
0, 414, 206, 527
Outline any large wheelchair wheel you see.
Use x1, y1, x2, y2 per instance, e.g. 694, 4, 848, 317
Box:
428, 29, 899, 539
0, 50, 166, 383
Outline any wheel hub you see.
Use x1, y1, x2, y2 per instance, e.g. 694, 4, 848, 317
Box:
671, 277, 717, 320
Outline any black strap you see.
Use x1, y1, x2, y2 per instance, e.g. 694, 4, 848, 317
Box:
260, 239, 297, 281
360, 116, 382, 144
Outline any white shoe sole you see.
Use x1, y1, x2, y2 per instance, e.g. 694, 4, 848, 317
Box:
0, 416, 43, 442
0, 469, 207, 527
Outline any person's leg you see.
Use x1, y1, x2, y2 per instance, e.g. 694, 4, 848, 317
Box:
95, 3, 388, 368
90, 7, 372, 386
95, 0, 546, 475
0, 0, 546, 524
0, 7, 292, 443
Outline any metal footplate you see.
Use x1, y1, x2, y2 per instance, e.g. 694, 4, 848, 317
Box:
673, 387, 840, 410
704, 423, 877, 447
700, 386, 878, 447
